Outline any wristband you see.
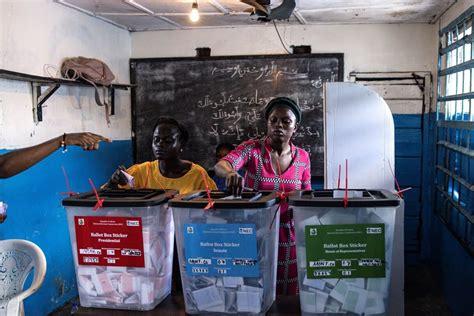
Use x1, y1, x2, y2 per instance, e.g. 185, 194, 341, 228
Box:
61, 133, 67, 153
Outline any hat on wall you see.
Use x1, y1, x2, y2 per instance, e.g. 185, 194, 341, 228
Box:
264, 97, 302, 123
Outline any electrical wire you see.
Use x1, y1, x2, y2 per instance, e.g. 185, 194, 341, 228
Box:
273, 20, 291, 54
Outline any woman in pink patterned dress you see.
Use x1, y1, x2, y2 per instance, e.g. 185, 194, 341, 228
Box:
214, 97, 311, 295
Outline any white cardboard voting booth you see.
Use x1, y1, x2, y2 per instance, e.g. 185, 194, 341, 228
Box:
324, 82, 404, 316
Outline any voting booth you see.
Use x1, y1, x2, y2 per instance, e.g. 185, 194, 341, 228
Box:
324, 82, 405, 315
290, 190, 402, 315
62, 189, 177, 311
169, 191, 280, 314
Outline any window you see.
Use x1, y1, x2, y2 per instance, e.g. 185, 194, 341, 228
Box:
436, 7, 474, 255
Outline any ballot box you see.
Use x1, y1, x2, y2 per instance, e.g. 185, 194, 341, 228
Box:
290, 190, 402, 315
169, 191, 280, 315
62, 189, 177, 311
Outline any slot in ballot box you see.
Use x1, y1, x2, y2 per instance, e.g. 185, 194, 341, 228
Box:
169, 191, 280, 315
289, 189, 402, 315
62, 189, 177, 311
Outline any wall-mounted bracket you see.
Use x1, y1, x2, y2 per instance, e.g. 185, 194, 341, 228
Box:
0, 69, 134, 123
31, 82, 60, 123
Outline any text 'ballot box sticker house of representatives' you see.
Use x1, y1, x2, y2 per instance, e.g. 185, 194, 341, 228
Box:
74, 216, 145, 267
184, 223, 259, 277
305, 224, 385, 279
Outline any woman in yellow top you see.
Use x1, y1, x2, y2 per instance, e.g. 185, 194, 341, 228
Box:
106, 117, 216, 194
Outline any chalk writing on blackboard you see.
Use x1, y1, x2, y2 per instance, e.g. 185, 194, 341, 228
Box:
197, 90, 267, 108
131, 54, 344, 177
211, 61, 309, 80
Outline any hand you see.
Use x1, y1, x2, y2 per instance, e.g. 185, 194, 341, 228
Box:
106, 165, 128, 189
225, 171, 243, 197
65, 132, 111, 151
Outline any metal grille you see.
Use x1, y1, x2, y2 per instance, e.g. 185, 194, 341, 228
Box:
436, 6, 474, 256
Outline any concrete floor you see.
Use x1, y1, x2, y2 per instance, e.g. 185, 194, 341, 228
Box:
405, 264, 451, 316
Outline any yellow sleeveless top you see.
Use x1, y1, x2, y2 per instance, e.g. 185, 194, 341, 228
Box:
125, 160, 217, 194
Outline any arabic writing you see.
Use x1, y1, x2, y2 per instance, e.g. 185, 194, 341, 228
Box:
211, 107, 261, 125
208, 123, 321, 141
209, 123, 265, 141
211, 61, 309, 81
198, 90, 268, 109
200, 89, 321, 140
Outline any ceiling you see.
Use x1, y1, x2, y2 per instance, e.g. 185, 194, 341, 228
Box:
54, 0, 456, 32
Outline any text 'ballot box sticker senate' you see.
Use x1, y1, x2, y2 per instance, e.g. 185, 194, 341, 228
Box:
305, 224, 385, 279
74, 216, 145, 268
184, 223, 259, 277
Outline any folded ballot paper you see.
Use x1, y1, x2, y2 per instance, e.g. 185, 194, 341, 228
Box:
120, 170, 135, 188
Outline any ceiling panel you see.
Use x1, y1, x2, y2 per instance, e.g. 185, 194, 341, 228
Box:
300, 7, 444, 24
215, 0, 255, 12
171, 13, 297, 28
134, 0, 220, 13
297, 0, 455, 23
60, 0, 139, 14
103, 14, 180, 31
55, 0, 457, 31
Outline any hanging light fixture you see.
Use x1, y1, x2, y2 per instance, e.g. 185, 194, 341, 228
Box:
190, 0, 200, 22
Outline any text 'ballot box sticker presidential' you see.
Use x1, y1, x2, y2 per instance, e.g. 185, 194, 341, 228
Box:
184, 223, 259, 277
306, 223, 385, 279
74, 216, 145, 268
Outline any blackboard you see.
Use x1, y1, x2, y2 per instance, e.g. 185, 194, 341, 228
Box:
130, 54, 343, 177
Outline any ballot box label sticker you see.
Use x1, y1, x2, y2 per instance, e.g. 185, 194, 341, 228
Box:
184, 223, 259, 277
74, 216, 144, 267
305, 224, 385, 279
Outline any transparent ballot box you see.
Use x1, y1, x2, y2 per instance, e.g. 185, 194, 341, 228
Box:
169, 191, 280, 315
62, 189, 177, 311
290, 190, 402, 315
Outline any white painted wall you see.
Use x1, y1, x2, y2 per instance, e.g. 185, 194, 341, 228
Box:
0, 0, 132, 148
131, 23, 438, 82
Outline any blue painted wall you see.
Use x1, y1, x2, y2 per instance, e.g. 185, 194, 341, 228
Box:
430, 216, 474, 315
394, 111, 474, 314
0, 140, 133, 315
393, 113, 433, 264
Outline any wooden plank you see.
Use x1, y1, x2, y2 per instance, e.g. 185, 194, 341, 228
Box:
393, 114, 422, 129
405, 216, 421, 242
395, 157, 422, 186
405, 205, 422, 218
403, 188, 421, 217
406, 253, 420, 263
350, 71, 431, 80
356, 79, 419, 85
395, 129, 422, 157
363, 84, 423, 100
386, 99, 424, 115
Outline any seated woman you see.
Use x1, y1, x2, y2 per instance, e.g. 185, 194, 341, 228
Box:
214, 97, 311, 295
106, 117, 216, 293
106, 117, 216, 194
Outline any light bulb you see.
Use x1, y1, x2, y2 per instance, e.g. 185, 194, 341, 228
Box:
190, 2, 200, 22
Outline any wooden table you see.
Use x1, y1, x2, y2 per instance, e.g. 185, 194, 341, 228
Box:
53, 293, 302, 315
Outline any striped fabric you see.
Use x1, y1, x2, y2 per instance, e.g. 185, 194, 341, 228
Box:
223, 137, 311, 294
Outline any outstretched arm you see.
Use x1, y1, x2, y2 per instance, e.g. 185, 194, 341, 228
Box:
0, 132, 111, 179
215, 160, 243, 196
